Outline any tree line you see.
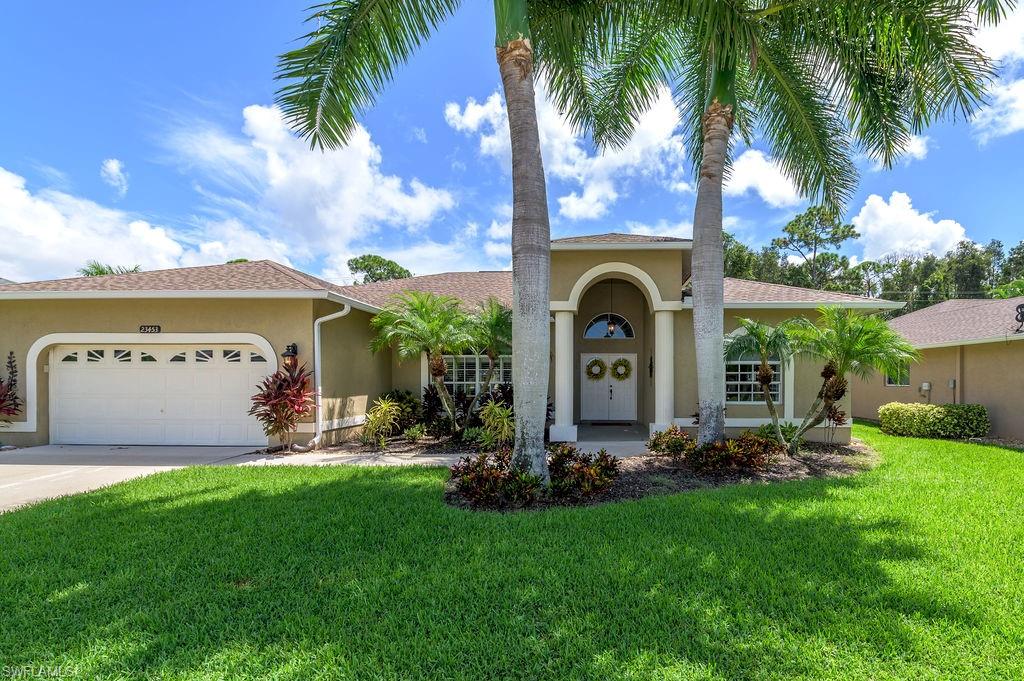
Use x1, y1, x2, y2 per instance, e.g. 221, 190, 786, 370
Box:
724, 206, 1024, 316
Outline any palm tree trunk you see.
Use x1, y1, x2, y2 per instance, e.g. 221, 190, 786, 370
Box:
692, 96, 734, 446
429, 352, 460, 432
760, 364, 786, 448
466, 352, 497, 417
495, 0, 550, 482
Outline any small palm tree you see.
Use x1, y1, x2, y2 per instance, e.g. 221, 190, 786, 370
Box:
558, 1, 1006, 445
724, 317, 797, 447
466, 298, 513, 416
78, 261, 141, 277
370, 291, 475, 432
789, 306, 919, 452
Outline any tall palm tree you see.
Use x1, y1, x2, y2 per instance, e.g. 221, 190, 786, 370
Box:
466, 298, 513, 416
275, 0, 614, 479
552, 0, 1007, 444
78, 261, 141, 277
724, 317, 797, 446
369, 291, 476, 430
789, 306, 918, 452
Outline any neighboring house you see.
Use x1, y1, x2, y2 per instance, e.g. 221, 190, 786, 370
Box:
0, 233, 899, 449
854, 297, 1024, 439
0, 278, 13, 285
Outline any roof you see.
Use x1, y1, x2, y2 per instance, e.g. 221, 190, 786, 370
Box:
551, 233, 691, 250
719, 278, 900, 308
0, 278, 12, 285
337, 272, 513, 310
887, 297, 1024, 348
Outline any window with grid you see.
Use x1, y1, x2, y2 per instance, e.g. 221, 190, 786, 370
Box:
442, 354, 512, 396
885, 369, 910, 386
725, 358, 782, 404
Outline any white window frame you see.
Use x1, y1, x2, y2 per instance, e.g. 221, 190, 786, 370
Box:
885, 370, 910, 387
442, 354, 512, 396
582, 313, 635, 340
725, 358, 783, 405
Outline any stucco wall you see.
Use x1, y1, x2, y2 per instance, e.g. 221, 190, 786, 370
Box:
0, 298, 314, 447
550, 250, 686, 305
852, 346, 958, 420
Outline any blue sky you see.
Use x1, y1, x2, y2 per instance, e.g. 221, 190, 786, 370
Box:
2, 1, 1023, 284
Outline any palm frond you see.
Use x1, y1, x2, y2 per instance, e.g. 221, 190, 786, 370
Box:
275, 0, 462, 149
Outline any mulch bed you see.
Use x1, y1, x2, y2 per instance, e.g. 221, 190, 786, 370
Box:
969, 437, 1024, 451
445, 439, 879, 512
319, 436, 476, 457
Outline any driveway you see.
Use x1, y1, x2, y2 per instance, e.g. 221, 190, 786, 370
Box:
0, 445, 261, 513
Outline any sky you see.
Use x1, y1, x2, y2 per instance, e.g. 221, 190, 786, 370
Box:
1, 2, 1023, 285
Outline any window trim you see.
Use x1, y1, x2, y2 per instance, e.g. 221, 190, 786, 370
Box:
582, 313, 635, 340
885, 370, 910, 387
441, 353, 512, 396
725, 357, 783, 405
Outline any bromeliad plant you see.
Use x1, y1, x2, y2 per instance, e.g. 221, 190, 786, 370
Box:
0, 351, 23, 425
249, 363, 314, 449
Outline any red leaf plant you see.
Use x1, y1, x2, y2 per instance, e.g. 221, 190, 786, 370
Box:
249, 363, 314, 449
0, 351, 23, 425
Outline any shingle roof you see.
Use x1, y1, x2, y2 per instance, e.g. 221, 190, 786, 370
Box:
887, 297, 1024, 347
0, 260, 343, 294
552, 232, 690, 245
721, 278, 886, 305
337, 272, 514, 309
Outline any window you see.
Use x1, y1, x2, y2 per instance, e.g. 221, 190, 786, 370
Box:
885, 369, 910, 387
195, 349, 213, 363
61, 352, 78, 363
86, 349, 104, 363
250, 352, 267, 363
442, 354, 512, 396
113, 349, 132, 363
583, 313, 635, 339
223, 349, 242, 363
169, 352, 187, 363
725, 357, 782, 404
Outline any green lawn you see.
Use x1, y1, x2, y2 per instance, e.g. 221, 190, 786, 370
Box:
1, 424, 1022, 680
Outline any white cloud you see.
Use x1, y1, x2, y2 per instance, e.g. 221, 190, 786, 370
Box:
445, 84, 689, 220
100, 158, 128, 197
625, 218, 693, 239
868, 134, 930, 170
851, 191, 966, 261
724, 149, 802, 208
411, 127, 428, 144
974, 5, 1024, 65
972, 78, 1024, 143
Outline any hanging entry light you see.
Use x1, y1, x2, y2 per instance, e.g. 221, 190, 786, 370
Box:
606, 280, 617, 337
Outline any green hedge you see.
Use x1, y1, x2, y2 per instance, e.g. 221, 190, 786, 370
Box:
878, 402, 990, 439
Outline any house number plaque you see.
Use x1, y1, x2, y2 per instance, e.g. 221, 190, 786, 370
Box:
139, 325, 162, 334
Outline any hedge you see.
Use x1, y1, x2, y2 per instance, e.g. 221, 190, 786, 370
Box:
878, 402, 990, 439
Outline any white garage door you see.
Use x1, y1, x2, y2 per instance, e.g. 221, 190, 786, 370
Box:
49, 345, 272, 446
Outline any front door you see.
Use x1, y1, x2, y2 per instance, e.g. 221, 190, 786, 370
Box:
580, 353, 637, 422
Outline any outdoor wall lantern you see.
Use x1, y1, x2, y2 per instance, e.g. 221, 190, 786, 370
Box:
281, 343, 299, 369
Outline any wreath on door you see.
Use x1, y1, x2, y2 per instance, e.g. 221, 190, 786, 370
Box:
586, 357, 607, 380
611, 357, 633, 381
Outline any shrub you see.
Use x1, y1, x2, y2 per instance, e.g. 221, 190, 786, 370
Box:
878, 402, 990, 439
461, 426, 486, 447
362, 396, 404, 448
647, 425, 696, 458
448, 451, 541, 508
403, 423, 426, 443
379, 389, 421, 431
689, 433, 779, 473
479, 399, 514, 446
249, 363, 314, 448
547, 444, 620, 499
421, 385, 452, 436
0, 351, 23, 425
755, 422, 803, 448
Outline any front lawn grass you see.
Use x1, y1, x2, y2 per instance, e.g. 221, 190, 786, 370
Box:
1, 423, 1022, 680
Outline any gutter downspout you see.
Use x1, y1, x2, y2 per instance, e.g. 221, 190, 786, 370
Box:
292, 304, 351, 451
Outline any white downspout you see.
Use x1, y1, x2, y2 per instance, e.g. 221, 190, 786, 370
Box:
293, 304, 351, 451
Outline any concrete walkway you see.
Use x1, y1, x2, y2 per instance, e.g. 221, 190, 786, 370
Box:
0, 445, 259, 513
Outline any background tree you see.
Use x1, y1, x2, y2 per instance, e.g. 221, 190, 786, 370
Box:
78, 261, 141, 277
991, 280, 1024, 299
569, 0, 1002, 444
1002, 241, 1024, 282
347, 254, 412, 284
772, 207, 859, 291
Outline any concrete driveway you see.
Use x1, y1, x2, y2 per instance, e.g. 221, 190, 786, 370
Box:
0, 445, 261, 513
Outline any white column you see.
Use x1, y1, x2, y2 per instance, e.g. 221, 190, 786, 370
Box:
550, 310, 577, 442
783, 356, 795, 421
651, 310, 675, 436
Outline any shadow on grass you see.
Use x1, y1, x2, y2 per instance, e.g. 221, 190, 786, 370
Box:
0, 464, 980, 679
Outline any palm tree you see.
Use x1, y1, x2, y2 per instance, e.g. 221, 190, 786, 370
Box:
466, 298, 513, 416
369, 291, 475, 431
789, 306, 918, 452
275, 0, 615, 479
78, 261, 141, 277
724, 317, 797, 447
557, 1, 1006, 444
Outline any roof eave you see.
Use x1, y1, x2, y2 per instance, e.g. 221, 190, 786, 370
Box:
0, 289, 332, 301
682, 298, 906, 310
911, 333, 1024, 350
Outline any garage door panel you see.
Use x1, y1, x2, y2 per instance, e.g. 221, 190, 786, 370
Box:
50, 344, 269, 446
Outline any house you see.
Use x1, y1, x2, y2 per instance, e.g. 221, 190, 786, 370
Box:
853, 297, 1024, 440
0, 233, 901, 449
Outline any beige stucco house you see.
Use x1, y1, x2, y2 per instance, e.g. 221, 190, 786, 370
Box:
0, 233, 900, 450
853, 296, 1024, 440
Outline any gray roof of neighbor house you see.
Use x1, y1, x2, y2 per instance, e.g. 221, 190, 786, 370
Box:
0, 278, 12, 285
887, 297, 1024, 348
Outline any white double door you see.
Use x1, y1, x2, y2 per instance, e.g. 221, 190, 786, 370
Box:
580, 353, 637, 422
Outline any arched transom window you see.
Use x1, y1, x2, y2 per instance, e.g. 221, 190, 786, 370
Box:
583, 313, 635, 339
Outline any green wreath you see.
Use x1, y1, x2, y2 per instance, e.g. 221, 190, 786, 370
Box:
611, 357, 633, 381
586, 357, 607, 381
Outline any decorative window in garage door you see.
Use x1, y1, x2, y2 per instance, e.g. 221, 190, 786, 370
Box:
55, 347, 270, 367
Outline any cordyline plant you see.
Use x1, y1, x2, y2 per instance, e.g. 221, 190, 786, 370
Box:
0, 351, 23, 425
249, 363, 314, 449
